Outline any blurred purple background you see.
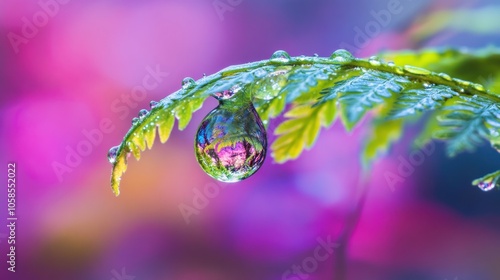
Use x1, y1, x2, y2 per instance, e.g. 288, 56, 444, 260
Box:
1, 0, 500, 279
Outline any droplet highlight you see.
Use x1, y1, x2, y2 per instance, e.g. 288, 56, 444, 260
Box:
138, 109, 148, 120
182, 77, 196, 90
195, 102, 267, 182
368, 56, 382, 66
107, 146, 120, 164
438, 73, 452, 81
150, 101, 159, 109
330, 49, 354, 64
472, 83, 486, 92
270, 50, 291, 63
214, 84, 242, 100
478, 180, 496, 192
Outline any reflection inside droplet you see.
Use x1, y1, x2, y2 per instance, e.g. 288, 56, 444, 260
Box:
107, 145, 120, 164
478, 180, 496, 192
195, 102, 267, 182
138, 109, 148, 119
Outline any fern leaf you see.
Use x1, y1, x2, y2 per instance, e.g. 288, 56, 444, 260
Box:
434, 95, 500, 156
109, 48, 500, 195
272, 100, 337, 162
319, 70, 409, 130
389, 85, 459, 119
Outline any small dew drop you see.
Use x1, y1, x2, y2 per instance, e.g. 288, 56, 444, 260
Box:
138, 109, 149, 120
270, 50, 291, 63
107, 146, 120, 164
182, 77, 196, 90
438, 73, 452, 81
478, 181, 496, 192
330, 49, 354, 63
473, 83, 486, 92
368, 56, 382, 66
403, 65, 431, 75
149, 101, 159, 109
132, 117, 139, 125
313, 53, 319, 57
387, 62, 396, 67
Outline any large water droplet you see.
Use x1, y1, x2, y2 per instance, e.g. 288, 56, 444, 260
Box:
478, 180, 496, 192
270, 50, 291, 63
150, 101, 159, 109
138, 109, 148, 120
107, 146, 120, 164
330, 49, 354, 64
195, 102, 267, 182
182, 77, 196, 90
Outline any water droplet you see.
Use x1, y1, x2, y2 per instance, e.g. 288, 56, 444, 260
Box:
132, 117, 139, 125
107, 146, 120, 164
387, 62, 396, 67
150, 101, 159, 109
403, 65, 431, 76
270, 50, 291, 63
438, 73, 452, 81
195, 102, 267, 182
478, 180, 496, 192
472, 83, 486, 92
182, 77, 196, 90
138, 109, 148, 120
368, 56, 382, 66
313, 53, 319, 57
214, 84, 242, 100
297, 55, 307, 61
330, 49, 354, 63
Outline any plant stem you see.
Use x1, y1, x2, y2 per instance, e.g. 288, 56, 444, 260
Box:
333, 178, 370, 280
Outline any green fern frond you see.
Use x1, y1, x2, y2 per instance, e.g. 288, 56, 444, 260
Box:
435, 95, 500, 156
109, 48, 500, 196
272, 99, 337, 162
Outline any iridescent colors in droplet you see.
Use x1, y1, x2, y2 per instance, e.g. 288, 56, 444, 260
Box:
150, 101, 159, 109
107, 145, 120, 164
195, 102, 267, 182
138, 109, 148, 119
214, 85, 242, 100
478, 181, 496, 192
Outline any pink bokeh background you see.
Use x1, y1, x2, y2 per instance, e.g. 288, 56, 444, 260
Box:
1, 0, 500, 279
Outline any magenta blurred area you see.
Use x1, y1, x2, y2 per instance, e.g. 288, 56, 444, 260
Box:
1, 0, 500, 279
